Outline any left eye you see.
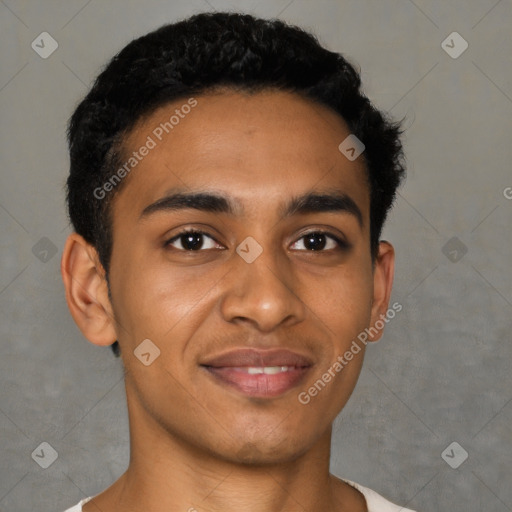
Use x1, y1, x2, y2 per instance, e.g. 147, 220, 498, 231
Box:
165, 231, 221, 251
290, 232, 344, 251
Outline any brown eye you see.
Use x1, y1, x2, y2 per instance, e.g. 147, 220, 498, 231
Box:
165, 230, 221, 251
290, 231, 349, 252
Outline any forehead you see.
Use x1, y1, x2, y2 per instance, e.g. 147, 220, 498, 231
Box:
114, 90, 369, 223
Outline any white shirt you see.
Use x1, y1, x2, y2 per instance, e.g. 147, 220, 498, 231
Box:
63, 479, 416, 511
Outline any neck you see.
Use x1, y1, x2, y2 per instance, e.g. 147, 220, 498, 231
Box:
89, 383, 365, 512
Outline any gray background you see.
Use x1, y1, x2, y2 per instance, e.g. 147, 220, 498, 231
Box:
1, 0, 511, 511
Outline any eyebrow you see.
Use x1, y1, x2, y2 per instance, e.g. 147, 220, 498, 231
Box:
140, 189, 363, 227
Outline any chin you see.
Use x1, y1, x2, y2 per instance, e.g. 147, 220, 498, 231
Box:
213, 433, 315, 467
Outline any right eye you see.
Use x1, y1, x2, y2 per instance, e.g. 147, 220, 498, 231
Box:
164, 230, 223, 251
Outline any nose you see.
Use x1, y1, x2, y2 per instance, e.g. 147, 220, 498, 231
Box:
219, 244, 306, 332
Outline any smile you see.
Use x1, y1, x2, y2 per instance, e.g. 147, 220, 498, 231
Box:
202, 364, 311, 398
238, 366, 294, 374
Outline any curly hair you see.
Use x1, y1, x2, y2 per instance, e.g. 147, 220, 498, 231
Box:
66, 11, 406, 357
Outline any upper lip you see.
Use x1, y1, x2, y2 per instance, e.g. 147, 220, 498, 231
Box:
201, 348, 313, 368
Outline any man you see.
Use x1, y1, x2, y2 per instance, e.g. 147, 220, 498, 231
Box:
61, 11, 413, 512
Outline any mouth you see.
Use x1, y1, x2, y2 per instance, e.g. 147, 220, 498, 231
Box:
200, 348, 313, 398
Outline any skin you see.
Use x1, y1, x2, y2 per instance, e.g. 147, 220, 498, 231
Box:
61, 89, 395, 512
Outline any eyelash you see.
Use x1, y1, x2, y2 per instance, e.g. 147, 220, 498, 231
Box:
164, 228, 350, 252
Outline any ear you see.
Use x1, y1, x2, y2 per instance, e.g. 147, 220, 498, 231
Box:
60, 233, 117, 346
368, 240, 395, 342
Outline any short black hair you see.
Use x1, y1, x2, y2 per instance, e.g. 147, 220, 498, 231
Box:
66, 11, 406, 357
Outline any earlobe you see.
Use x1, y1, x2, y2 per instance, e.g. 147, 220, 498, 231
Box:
60, 233, 117, 346
368, 240, 395, 342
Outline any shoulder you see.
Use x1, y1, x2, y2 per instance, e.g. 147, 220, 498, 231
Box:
62, 496, 93, 512
342, 479, 417, 512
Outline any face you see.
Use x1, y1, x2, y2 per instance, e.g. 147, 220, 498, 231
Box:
102, 90, 391, 463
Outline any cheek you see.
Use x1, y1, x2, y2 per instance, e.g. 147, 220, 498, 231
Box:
298, 269, 373, 420
109, 248, 218, 346
309, 263, 374, 343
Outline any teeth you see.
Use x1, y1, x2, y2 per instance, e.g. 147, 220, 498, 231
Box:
246, 366, 292, 375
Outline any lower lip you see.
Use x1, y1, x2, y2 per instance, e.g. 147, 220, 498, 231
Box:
203, 366, 311, 398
